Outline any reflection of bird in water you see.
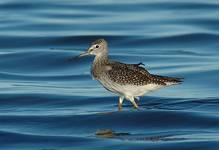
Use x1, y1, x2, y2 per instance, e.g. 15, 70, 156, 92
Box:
77, 39, 183, 111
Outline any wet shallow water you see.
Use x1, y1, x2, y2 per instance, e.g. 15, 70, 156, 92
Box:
0, 0, 219, 150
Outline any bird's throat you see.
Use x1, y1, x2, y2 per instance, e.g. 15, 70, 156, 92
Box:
91, 53, 109, 79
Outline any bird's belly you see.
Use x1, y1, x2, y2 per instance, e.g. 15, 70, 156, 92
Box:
116, 84, 163, 96
98, 75, 163, 96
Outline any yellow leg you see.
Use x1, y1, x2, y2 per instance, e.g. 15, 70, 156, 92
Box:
118, 96, 124, 111
130, 97, 139, 109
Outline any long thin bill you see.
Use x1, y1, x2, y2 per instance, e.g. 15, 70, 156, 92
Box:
78, 51, 89, 57
68, 51, 89, 61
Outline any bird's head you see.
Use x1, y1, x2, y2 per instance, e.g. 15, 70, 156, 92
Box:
78, 39, 108, 57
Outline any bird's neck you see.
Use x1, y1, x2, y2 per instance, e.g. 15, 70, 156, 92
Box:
94, 52, 108, 64
92, 52, 109, 78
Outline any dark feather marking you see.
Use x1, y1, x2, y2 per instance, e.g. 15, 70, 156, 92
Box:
107, 61, 160, 85
106, 61, 183, 86
151, 74, 183, 84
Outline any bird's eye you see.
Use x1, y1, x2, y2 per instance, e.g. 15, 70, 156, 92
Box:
95, 45, 99, 48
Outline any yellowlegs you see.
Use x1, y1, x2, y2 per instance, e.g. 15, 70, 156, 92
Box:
78, 39, 183, 110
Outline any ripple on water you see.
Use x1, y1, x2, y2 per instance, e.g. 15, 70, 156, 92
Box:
0, 0, 219, 150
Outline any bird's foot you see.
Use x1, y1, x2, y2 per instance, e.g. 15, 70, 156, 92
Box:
131, 101, 139, 110
133, 105, 139, 110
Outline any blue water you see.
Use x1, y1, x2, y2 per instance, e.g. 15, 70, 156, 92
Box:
0, 0, 219, 150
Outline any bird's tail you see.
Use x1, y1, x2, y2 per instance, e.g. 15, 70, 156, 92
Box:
151, 74, 183, 86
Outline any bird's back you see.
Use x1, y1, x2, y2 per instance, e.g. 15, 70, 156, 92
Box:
105, 61, 182, 86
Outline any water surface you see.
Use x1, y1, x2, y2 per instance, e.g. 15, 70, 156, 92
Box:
0, 0, 219, 150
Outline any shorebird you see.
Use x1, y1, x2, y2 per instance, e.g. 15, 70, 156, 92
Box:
78, 39, 183, 110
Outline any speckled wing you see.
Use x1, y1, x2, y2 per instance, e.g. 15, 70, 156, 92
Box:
106, 61, 164, 86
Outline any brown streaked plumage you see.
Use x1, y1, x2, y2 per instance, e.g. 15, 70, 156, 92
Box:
77, 39, 183, 111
